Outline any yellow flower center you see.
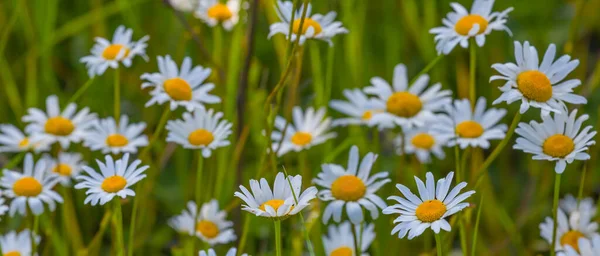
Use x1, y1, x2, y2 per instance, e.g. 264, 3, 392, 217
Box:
516, 70, 553, 102
291, 132, 312, 146
386, 92, 422, 118
454, 14, 489, 36
163, 78, 193, 101
18, 138, 29, 148
331, 175, 366, 202
456, 120, 484, 138
53, 163, 73, 176
102, 44, 130, 60
330, 246, 353, 256
188, 129, 214, 146
411, 133, 435, 150
106, 134, 129, 147
101, 176, 127, 193
415, 199, 447, 223
292, 18, 322, 35
259, 199, 287, 212
44, 117, 75, 136
4, 251, 21, 256
543, 134, 574, 158
196, 220, 220, 239
207, 3, 233, 21
560, 230, 585, 252
13, 177, 43, 197
362, 111, 373, 120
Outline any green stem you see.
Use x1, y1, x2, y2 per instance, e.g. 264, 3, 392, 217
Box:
127, 195, 139, 256
454, 144, 461, 182
435, 232, 443, 256
282, 169, 315, 256
409, 54, 444, 85
195, 151, 205, 205
66, 77, 95, 105
3, 151, 26, 170
114, 67, 121, 125
550, 173, 562, 256
274, 220, 282, 256
32, 214, 40, 254
471, 192, 484, 256
577, 164, 587, 207
469, 38, 476, 107
61, 186, 83, 252
113, 199, 124, 256
237, 214, 251, 256
139, 106, 171, 160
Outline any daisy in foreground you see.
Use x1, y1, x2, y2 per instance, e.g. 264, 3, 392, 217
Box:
433, 97, 507, 149
323, 221, 375, 256
74, 154, 148, 206
514, 109, 596, 173
383, 172, 475, 239
268, 1, 348, 45
84, 115, 148, 154
195, 0, 241, 31
271, 107, 336, 157
329, 88, 392, 129
234, 172, 317, 219
43, 152, 85, 186
141, 55, 220, 112
1, 154, 63, 216
199, 248, 247, 256
0, 229, 40, 256
540, 207, 598, 253
364, 64, 452, 129
22, 95, 97, 149
491, 41, 586, 116
166, 108, 232, 158
80, 25, 149, 77
168, 200, 236, 245
430, 0, 513, 55
395, 124, 452, 163
565, 235, 600, 256
313, 146, 390, 224
0, 124, 50, 153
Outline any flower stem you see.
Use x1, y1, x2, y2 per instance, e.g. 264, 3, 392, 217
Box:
3, 151, 25, 171
114, 67, 121, 125
550, 173, 562, 256
435, 232, 443, 256
454, 144, 461, 181
31, 213, 39, 254
471, 191, 484, 256
66, 77, 95, 105
139, 106, 171, 160
195, 151, 205, 205
577, 164, 587, 207
274, 220, 282, 256
113, 199, 124, 256
469, 38, 477, 107
60, 186, 83, 252
409, 54, 444, 85
126, 195, 139, 256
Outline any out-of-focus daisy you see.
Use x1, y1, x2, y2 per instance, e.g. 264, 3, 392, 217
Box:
74, 154, 148, 206
271, 107, 336, 157
491, 41, 586, 116
195, 0, 241, 31
329, 89, 392, 129
0, 194, 8, 220
565, 235, 600, 256
313, 146, 390, 224
0, 124, 50, 153
364, 64, 452, 129
268, 1, 348, 45
395, 125, 452, 163
198, 247, 247, 256
429, 0, 513, 55
166, 108, 232, 158
323, 221, 375, 256
433, 97, 507, 149
22, 95, 97, 149
560, 194, 596, 216
141, 55, 220, 112
80, 25, 149, 77
0, 154, 63, 216
42, 152, 85, 186
84, 115, 148, 154
168, 200, 236, 245
0, 229, 40, 256
514, 109, 596, 173
540, 208, 598, 253
383, 172, 475, 239
170, 0, 197, 12
234, 172, 317, 219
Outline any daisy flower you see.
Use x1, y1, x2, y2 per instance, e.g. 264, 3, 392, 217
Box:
395, 125, 452, 163
234, 172, 317, 219
199, 247, 247, 256
513, 109, 596, 173
168, 200, 236, 245
0, 229, 40, 256
74, 154, 148, 206
195, 0, 241, 31
170, 0, 197, 12
141, 55, 220, 112
84, 115, 149, 154
42, 152, 85, 186
0, 195, 8, 220
271, 107, 336, 157
565, 235, 600, 256
0, 124, 50, 153
429, 0, 513, 55
491, 41, 587, 116
166, 108, 233, 158
268, 1, 348, 45
383, 172, 475, 239
313, 146, 390, 224
22, 95, 97, 149
540, 207, 598, 254
0, 153, 63, 216
323, 221, 375, 256
432, 97, 507, 149
364, 64, 452, 129
329, 89, 392, 129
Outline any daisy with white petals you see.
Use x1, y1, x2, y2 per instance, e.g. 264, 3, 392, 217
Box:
141, 55, 220, 112
168, 200, 236, 245
540, 207, 598, 254
199, 248, 247, 256
271, 107, 336, 157
74, 154, 148, 206
430, 0, 513, 55
0, 229, 40, 256
364, 64, 452, 129
84, 115, 148, 154
1, 154, 63, 216
395, 125, 452, 163
268, 1, 348, 45
313, 146, 390, 224
0, 124, 50, 153
195, 0, 241, 31
433, 97, 507, 149
0, 195, 8, 220
22, 95, 97, 149
323, 221, 375, 256
43, 152, 85, 186
80, 25, 149, 77
329, 89, 392, 129
514, 109, 596, 173
234, 172, 317, 219
560, 194, 596, 216
565, 235, 600, 256
383, 172, 475, 239
166, 108, 233, 158
491, 41, 587, 116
